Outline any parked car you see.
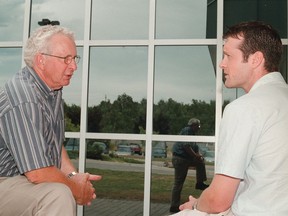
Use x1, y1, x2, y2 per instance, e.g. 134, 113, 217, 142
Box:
64, 138, 109, 159
115, 145, 134, 156
203, 150, 215, 163
129, 143, 142, 155
152, 147, 167, 158
151, 141, 167, 158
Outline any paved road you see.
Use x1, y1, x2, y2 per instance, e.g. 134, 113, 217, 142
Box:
72, 159, 214, 178
84, 198, 171, 216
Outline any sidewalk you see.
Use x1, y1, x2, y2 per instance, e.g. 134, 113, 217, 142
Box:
84, 198, 171, 216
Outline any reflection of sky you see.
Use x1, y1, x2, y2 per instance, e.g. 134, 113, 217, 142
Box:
30, 0, 85, 39
154, 46, 216, 102
0, 0, 239, 105
0, 0, 24, 41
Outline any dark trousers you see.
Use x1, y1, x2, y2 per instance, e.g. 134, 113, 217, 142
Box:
170, 155, 207, 209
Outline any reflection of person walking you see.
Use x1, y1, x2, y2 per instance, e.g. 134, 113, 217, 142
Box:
170, 118, 209, 214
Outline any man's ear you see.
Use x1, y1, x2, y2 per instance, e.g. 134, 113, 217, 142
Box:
35, 53, 45, 69
251, 51, 264, 68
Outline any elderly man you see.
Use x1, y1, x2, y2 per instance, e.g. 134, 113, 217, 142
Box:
0, 25, 101, 216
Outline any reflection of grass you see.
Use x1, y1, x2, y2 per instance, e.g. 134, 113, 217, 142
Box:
88, 168, 210, 203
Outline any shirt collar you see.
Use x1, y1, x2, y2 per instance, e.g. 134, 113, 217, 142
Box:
25, 66, 59, 98
250, 72, 285, 92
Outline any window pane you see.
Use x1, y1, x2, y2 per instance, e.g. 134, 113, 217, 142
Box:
84, 139, 145, 215
0, 48, 22, 86
224, 0, 287, 38
150, 141, 214, 215
31, 0, 85, 39
156, 0, 217, 39
64, 138, 80, 162
154, 46, 216, 135
0, 0, 25, 41
88, 47, 148, 133
91, 0, 149, 40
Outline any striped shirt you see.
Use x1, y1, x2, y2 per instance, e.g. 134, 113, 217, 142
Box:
0, 66, 65, 177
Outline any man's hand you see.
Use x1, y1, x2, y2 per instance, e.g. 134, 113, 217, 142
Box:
87, 173, 102, 205
179, 195, 197, 211
195, 153, 204, 162
71, 173, 102, 206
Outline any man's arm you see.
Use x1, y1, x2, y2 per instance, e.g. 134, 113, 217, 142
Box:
24, 146, 101, 205
60, 146, 102, 185
180, 174, 240, 213
61, 145, 78, 175
183, 145, 203, 161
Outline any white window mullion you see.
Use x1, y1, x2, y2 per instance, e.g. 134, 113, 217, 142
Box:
214, 0, 224, 166
22, 0, 32, 67
77, 0, 92, 215
143, 0, 156, 215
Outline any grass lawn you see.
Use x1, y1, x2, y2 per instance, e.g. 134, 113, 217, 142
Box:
87, 168, 211, 204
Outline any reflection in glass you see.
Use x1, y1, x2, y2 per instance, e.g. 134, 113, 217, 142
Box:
30, 0, 85, 39
87, 47, 148, 133
154, 46, 216, 135
91, 0, 149, 40
0, 48, 22, 86
150, 141, 214, 216
0, 0, 25, 41
224, 0, 287, 38
64, 138, 79, 165
84, 139, 145, 215
156, 0, 216, 39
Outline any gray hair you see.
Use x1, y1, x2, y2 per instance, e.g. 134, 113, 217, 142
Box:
187, 118, 200, 126
24, 25, 75, 67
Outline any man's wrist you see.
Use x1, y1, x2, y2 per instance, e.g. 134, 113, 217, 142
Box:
67, 171, 78, 178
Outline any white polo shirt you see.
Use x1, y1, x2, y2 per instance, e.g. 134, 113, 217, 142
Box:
216, 72, 288, 216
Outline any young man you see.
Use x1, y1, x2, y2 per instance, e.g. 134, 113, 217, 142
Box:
0, 25, 101, 215
171, 21, 288, 216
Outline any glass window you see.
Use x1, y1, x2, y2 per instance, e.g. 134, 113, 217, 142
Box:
156, 0, 217, 39
224, 0, 287, 38
0, 48, 22, 86
154, 46, 216, 135
31, 0, 85, 39
88, 47, 148, 133
150, 141, 214, 215
84, 139, 145, 215
0, 0, 25, 41
64, 138, 80, 162
91, 0, 149, 40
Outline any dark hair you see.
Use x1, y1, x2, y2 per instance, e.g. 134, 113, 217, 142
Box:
223, 21, 282, 72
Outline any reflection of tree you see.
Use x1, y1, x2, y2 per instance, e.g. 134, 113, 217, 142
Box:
65, 93, 228, 135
